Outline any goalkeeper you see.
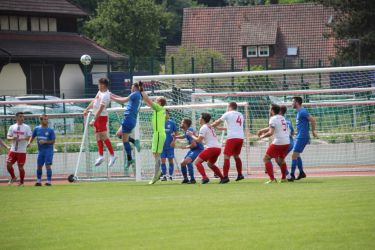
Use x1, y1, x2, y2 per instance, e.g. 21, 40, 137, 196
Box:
140, 84, 167, 184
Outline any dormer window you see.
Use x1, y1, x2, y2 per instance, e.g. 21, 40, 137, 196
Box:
31, 17, 57, 32
1, 16, 27, 31
246, 46, 257, 57
258, 46, 269, 57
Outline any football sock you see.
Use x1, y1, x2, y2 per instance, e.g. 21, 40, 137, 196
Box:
291, 159, 298, 176
129, 137, 135, 145
104, 139, 114, 156
97, 140, 104, 156
297, 157, 304, 173
187, 163, 194, 179
46, 168, 52, 183
161, 163, 167, 175
168, 163, 174, 176
123, 141, 132, 161
181, 165, 188, 179
265, 161, 274, 180
210, 165, 224, 179
223, 159, 230, 177
19, 167, 25, 184
280, 162, 287, 179
7, 166, 16, 179
154, 156, 161, 174
235, 157, 243, 175
36, 169, 42, 183
196, 162, 207, 179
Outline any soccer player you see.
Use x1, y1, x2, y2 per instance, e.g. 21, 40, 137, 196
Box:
176, 118, 203, 184
84, 78, 116, 167
111, 82, 142, 168
140, 89, 167, 185
187, 113, 224, 184
289, 96, 318, 181
211, 101, 245, 183
6, 112, 32, 186
160, 110, 177, 181
277, 105, 295, 178
28, 115, 55, 186
257, 104, 290, 184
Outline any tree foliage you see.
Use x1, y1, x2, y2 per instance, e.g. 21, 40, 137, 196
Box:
311, 0, 375, 63
165, 46, 225, 74
84, 0, 170, 68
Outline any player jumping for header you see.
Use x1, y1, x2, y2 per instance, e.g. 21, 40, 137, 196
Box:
111, 82, 143, 169
211, 101, 245, 183
289, 96, 318, 181
84, 78, 116, 167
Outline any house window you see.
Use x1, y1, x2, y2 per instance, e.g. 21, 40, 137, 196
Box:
19, 17, 27, 31
9, 16, 18, 31
287, 47, 298, 56
246, 46, 257, 57
0, 16, 9, 30
30, 17, 57, 32
258, 46, 269, 57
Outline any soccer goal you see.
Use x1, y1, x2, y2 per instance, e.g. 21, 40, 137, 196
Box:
134, 65, 375, 176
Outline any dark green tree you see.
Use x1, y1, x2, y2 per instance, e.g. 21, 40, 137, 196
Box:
85, 0, 170, 69
312, 0, 375, 64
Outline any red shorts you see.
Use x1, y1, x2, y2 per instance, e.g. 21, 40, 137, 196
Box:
198, 147, 221, 164
224, 138, 243, 156
94, 116, 108, 133
7, 151, 27, 166
266, 144, 289, 159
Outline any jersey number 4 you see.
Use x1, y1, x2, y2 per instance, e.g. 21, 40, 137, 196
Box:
236, 116, 242, 127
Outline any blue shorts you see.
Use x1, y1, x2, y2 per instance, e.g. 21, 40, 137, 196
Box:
185, 149, 203, 161
292, 138, 310, 153
37, 150, 53, 166
161, 148, 175, 159
122, 117, 136, 134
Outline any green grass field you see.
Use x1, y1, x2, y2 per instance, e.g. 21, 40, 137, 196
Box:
1, 177, 375, 250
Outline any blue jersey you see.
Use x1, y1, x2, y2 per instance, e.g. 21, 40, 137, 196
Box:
164, 119, 177, 150
32, 126, 55, 152
296, 107, 310, 139
185, 127, 204, 151
124, 91, 141, 119
285, 116, 294, 143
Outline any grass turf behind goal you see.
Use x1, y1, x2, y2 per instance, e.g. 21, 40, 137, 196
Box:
1, 176, 374, 250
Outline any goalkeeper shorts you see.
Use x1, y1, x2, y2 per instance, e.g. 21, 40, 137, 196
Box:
152, 132, 166, 154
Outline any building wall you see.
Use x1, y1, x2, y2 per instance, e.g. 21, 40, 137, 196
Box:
59, 64, 84, 98
0, 63, 26, 96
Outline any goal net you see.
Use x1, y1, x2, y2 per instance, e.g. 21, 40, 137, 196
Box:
134, 65, 375, 176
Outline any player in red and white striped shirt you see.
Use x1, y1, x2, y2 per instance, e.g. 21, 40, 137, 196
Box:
187, 113, 224, 184
6, 112, 32, 186
257, 104, 290, 184
211, 102, 245, 183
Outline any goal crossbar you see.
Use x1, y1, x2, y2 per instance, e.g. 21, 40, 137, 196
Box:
133, 65, 375, 81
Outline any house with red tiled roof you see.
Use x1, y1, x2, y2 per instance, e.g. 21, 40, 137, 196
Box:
0, 0, 126, 98
168, 3, 338, 71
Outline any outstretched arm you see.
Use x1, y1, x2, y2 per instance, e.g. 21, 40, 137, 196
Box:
140, 91, 154, 107
0, 139, 9, 150
211, 118, 223, 128
84, 100, 94, 116
256, 127, 270, 137
110, 93, 130, 104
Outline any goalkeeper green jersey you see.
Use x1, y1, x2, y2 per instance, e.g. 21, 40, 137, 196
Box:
151, 103, 166, 133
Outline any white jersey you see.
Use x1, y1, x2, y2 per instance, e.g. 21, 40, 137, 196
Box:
269, 115, 290, 145
7, 123, 32, 153
93, 90, 110, 116
199, 124, 221, 148
220, 111, 244, 139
